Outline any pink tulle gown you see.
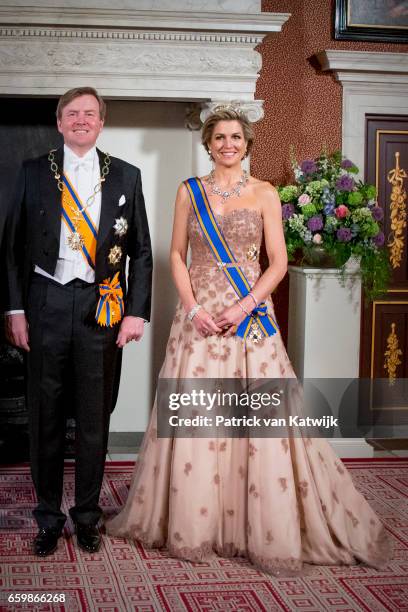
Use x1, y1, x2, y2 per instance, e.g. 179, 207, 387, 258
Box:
106, 207, 391, 575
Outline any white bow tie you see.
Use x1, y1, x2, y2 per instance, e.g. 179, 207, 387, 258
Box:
70, 158, 94, 172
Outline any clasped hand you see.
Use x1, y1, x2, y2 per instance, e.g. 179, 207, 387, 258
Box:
192, 304, 248, 338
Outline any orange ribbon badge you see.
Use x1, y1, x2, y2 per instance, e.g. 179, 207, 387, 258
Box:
96, 271, 124, 327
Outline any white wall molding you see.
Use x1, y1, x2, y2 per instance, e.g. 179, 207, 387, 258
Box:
317, 50, 408, 83
317, 50, 408, 177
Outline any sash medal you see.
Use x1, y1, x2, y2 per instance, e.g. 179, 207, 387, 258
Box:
184, 177, 278, 342
60, 171, 124, 327
61, 173, 97, 268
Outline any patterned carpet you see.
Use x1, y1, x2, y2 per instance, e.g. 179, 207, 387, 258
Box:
0, 459, 407, 612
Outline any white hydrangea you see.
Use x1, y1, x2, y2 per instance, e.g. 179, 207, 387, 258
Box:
288, 214, 313, 243
288, 213, 306, 233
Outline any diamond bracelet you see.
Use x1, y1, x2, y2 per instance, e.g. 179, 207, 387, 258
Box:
187, 304, 202, 321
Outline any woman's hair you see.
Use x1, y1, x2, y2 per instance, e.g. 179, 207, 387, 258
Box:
56, 87, 106, 121
201, 107, 254, 157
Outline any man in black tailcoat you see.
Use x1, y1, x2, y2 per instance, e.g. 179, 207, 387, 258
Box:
4, 87, 152, 556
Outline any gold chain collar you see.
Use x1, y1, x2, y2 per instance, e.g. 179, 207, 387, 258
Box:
48, 148, 111, 213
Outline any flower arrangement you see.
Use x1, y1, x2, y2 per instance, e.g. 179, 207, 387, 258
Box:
278, 150, 390, 301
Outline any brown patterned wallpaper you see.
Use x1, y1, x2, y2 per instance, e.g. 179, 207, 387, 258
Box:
254, 0, 408, 341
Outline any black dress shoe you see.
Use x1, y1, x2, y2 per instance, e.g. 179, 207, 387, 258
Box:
75, 523, 101, 553
33, 527, 61, 556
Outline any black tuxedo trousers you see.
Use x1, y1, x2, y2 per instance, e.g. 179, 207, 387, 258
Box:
27, 273, 120, 530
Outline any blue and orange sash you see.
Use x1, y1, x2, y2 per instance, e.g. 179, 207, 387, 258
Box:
184, 177, 278, 341
96, 271, 124, 327
61, 173, 97, 269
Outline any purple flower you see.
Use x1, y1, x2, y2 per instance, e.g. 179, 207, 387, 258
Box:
300, 159, 317, 175
282, 203, 295, 220
371, 206, 384, 221
307, 215, 324, 232
372, 231, 385, 247
336, 227, 352, 242
336, 175, 355, 192
341, 159, 354, 169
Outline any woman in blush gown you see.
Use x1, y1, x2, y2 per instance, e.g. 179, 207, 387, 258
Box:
106, 107, 391, 575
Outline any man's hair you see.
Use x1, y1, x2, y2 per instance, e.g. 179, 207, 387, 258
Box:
56, 87, 106, 121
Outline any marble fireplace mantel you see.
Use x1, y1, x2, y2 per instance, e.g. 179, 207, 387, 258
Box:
0, 0, 290, 116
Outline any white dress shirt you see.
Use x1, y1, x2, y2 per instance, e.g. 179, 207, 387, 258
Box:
35, 144, 102, 284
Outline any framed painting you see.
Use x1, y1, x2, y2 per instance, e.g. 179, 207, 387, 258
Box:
335, 0, 408, 43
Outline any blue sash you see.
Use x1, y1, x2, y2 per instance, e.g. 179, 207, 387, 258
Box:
184, 177, 278, 341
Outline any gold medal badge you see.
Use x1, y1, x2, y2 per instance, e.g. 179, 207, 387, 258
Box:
108, 245, 122, 265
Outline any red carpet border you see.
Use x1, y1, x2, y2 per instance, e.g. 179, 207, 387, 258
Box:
0, 459, 407, 612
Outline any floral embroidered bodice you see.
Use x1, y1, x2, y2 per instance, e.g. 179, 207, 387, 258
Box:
188, 208, 263, 267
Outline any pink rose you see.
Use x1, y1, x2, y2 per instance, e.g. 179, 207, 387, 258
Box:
312, 233, 322, 244
335, 205, 349, 219
298, 193, 311, 206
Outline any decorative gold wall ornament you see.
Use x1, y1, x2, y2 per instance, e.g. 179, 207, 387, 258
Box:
383, 322, 402, 384
387, 152, 407, 269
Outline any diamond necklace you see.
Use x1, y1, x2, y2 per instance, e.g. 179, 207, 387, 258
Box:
207, 169, 249, 205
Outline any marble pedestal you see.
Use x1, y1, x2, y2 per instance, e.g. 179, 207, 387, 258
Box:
287, 265, 372, 458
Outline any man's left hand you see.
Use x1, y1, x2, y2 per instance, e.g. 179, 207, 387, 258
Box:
116, 316, 145, 348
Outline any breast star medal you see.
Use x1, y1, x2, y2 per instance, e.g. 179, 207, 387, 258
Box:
246, 243, 259, 262
67, 231, 85, 251
108, 245, 122, 265
113, 217, 128, 237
